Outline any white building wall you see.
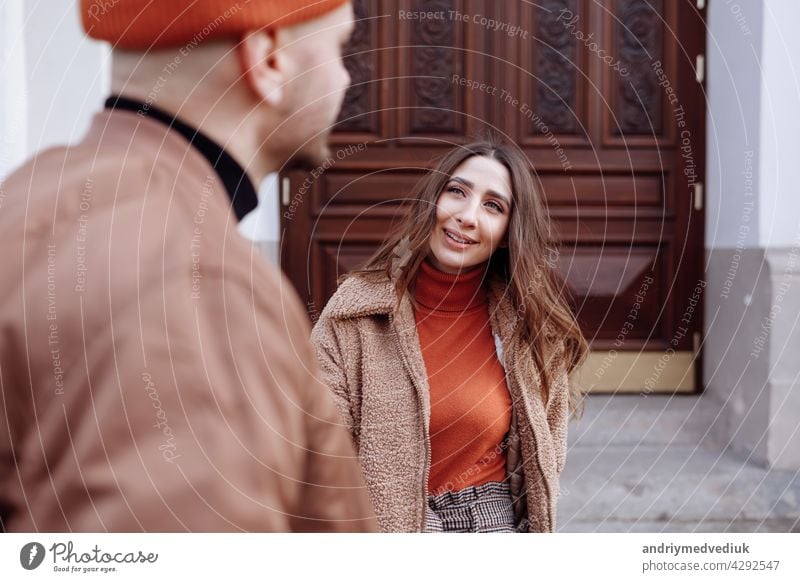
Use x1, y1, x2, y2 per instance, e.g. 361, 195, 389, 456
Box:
758, 0, 800, 248
1, 0, 279, 261
705, 0, 763, 249
0, 0, 28, 182
1, 0, 109, 181
705, 0, 800, 249
21, 0, 111, 158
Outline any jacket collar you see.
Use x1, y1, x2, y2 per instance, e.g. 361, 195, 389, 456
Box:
103, 95, 258, 221
325, 267, 559, 351
327, 268, 520, 334
325, 271, 399, 320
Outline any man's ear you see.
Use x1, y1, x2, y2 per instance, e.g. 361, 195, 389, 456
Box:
238, 29, 284, 106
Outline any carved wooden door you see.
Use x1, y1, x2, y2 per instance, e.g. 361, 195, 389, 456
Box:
280, 0, 706, 393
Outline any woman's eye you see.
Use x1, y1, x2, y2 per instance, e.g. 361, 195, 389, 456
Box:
447, 186, 465, 196
486, 201, 504, 212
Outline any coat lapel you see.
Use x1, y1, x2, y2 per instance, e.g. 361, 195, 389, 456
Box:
393, 292, 432, 427
486, 275, 559, 530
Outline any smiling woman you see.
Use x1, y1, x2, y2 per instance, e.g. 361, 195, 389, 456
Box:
429, 155, 513, 274
311, 137, 588, 533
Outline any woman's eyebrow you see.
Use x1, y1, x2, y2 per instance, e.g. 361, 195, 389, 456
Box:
448, 176, 511, 206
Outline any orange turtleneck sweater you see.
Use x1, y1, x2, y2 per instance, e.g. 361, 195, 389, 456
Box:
413, 259, 512, 496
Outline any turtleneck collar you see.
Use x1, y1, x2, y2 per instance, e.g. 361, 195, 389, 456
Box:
104, 95, 259, 221
414, 259, 489, 313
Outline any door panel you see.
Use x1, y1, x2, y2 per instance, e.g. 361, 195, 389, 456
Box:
281, 0, 706, 393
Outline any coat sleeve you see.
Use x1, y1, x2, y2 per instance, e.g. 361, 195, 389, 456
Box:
270, 284, 375, 532
49, 270, 376, 532
309, 312, 360, 445
545, 350, 571, 476
289, 336, 374, 532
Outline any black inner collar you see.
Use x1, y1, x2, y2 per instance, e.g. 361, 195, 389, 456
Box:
105, 95, 259, 221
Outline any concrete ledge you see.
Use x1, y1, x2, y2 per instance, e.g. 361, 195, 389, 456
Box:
703, 246, 800, 469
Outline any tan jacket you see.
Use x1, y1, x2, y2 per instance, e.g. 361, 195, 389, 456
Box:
0, 108, 376, 532
310, 270, 571, 532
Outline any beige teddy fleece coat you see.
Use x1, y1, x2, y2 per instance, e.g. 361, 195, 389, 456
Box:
310, 269, 572, 532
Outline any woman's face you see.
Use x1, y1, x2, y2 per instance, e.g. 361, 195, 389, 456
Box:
428, 155, 513, 274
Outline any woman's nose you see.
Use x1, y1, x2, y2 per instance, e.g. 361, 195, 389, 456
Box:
455, 200, 479, 227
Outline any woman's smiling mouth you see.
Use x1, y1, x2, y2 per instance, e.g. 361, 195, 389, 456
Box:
444, 228, 478, 245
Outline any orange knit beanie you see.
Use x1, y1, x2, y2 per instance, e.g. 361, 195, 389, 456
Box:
81, 0, 350, 49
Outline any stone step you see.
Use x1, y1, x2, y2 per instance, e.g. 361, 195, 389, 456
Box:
567, 394, 725, 448
558, 518, 800, 533
556, 443, 800, 533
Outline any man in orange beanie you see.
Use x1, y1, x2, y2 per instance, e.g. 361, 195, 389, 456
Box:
0, 0, 377, 532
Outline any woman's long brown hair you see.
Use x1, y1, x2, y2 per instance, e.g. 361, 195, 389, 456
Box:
349, 137, 588, 417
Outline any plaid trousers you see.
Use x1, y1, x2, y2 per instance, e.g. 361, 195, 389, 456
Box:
424, 481, 526, 533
